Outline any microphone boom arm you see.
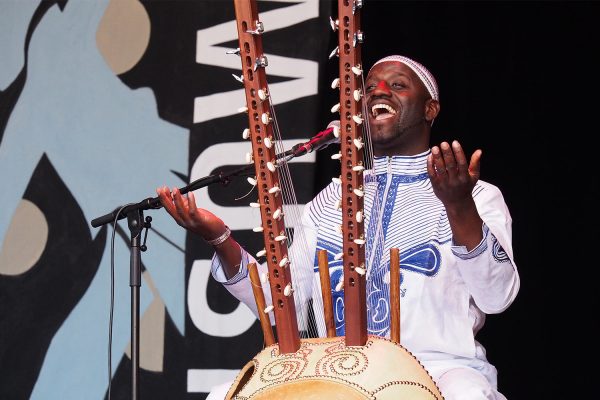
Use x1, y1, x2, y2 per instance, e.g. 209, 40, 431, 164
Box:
90, 148, 299, 228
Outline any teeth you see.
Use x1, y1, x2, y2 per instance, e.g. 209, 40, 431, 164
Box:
371, 104, 397, 117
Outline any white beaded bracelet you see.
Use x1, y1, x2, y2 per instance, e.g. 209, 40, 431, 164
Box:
206, 226, 231, 246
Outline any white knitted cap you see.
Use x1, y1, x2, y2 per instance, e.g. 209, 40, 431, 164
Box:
369, 55, 439, 101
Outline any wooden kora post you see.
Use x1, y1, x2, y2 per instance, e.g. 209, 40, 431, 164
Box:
390, 248, 401, 344
317, 249, 337, 338
248, 263, 276, 346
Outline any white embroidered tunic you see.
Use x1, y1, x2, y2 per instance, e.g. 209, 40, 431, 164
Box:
212, 150, 519, 386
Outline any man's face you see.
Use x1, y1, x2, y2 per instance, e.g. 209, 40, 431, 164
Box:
365, 62, 432, 155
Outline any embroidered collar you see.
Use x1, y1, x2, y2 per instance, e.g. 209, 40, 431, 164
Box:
371, 149, 431, 176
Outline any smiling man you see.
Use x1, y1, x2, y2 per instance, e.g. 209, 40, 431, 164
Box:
157, 55, 520, 400
367, 55, 440, 157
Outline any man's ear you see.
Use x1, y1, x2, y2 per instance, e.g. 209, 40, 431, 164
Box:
425, 99, 440, 123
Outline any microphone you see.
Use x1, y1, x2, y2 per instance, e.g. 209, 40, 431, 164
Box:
292, 120, 340, 157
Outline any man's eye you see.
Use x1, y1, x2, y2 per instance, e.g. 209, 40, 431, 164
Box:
391, 82, 405, 89
365, 84, 376, 92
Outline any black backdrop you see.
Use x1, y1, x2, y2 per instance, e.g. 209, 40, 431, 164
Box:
314, 1, 599, 398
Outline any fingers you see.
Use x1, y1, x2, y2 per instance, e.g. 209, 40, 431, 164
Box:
430, 146, 447, 177
431, 142, 456, 177
156, 186, 172, 210
430, 141, 481, 208
157, 186, 205, 229
451, 140, 469, 177
172, 187, 189, 221
187, 189, 198, 218
156, 186, 182, 223
431, 141, 472, 179
469, 149, 482, 180
441, 142, 457, 176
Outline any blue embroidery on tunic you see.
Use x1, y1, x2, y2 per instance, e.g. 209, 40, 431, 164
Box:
314, 238, 346, 335
315, 166, 444, 337
365, 242, 441, 335
492, 234, 509, 263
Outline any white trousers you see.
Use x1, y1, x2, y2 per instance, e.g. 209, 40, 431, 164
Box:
434, 367, 508, 400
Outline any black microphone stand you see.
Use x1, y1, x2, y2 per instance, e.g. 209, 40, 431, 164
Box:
90, 149, 296, 400
127, 208, 143, 400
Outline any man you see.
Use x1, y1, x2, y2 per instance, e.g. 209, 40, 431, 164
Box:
157, 55, 520, 399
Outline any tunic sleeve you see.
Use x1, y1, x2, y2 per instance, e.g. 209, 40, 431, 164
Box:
210, 199, 321, 321
452, 181, 520, 313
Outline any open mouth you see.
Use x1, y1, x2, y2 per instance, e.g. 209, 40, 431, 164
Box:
371, 103, 397, 120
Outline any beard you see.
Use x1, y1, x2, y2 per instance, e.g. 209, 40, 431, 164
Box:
369, 112, 425, 149
367, 102, 430, 157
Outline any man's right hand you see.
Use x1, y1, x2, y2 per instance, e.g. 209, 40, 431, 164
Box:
156, 186, 243, 279
156, 186, 227, 243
